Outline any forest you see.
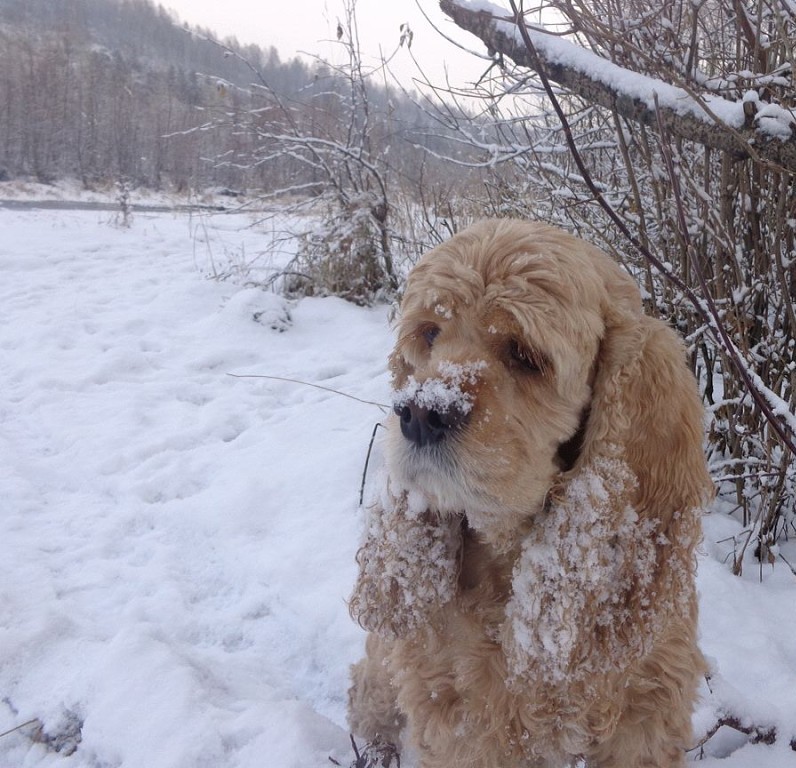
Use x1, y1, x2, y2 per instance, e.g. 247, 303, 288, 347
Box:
0, 0, 468, 192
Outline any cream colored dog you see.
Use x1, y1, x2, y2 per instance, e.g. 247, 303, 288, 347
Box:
348, 219, 713, 768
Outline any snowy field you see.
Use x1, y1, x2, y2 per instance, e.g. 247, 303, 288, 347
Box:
1, 206, 796, 766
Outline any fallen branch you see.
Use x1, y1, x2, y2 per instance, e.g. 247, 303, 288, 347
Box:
0, 719, 39, 741
689, 714, 796, 754
330, 735, 401, 768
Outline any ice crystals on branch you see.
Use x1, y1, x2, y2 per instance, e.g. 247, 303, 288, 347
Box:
468, 0, 748, 127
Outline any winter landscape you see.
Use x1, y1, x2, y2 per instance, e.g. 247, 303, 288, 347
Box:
0, 195, 794, 767
2, 0, 796, 764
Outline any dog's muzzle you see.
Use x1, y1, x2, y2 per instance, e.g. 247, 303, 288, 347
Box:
394, 401, 469, 448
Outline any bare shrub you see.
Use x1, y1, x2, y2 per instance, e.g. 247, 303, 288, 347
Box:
286, 194, 393, 305
438, 0, 796, 556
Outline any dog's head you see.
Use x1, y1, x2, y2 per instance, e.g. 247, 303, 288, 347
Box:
386, 219, 644, 548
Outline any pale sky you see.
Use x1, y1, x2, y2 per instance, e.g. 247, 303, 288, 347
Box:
161, 0, 493, 94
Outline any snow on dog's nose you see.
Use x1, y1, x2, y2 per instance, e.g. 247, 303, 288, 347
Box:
391, 361, 485, 448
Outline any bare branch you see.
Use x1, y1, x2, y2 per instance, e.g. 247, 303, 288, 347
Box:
439, 0, 796, 172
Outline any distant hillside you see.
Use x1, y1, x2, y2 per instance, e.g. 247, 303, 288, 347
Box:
0, 0, 469, 193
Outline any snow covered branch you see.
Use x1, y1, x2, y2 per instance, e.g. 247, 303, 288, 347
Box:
692, 714, 796, 754
439, 0, 796, 172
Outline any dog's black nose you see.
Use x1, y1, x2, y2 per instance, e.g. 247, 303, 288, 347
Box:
394, 401, 468, 447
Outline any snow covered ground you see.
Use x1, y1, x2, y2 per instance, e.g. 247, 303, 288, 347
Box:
0, 179, 249, 210
1, 207, 795, 766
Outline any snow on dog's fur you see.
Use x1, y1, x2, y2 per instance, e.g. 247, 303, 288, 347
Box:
349, 219, 713, 767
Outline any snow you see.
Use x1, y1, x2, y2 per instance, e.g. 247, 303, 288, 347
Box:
1, 206, 796, 765
0, 207, 390, 766
0, 179, 250, 210
456, 0, 796, 142
505, 456, 661, 686
392, 361, 486, 415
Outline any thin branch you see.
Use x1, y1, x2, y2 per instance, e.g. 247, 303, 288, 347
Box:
0, 719, 39, 740
689, 714, 778, 752
227, 373, 389, 411
360, 422, 385, 506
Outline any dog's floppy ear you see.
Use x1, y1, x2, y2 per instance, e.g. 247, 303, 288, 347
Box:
579, 266, 714, 530
503, 258, 713, 704
349, 490, 462, 639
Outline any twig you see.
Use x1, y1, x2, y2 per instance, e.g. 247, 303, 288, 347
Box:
651, 93, 796, 459
346, 734, 401, 768
360, 422, 386, 506
0, 719, 38, 740
689, 714, 778, 752
438, 1, 796, 171
227, 373, 389, 412
778, 551, 796, 578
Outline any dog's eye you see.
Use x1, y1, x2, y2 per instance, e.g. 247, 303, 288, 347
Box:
417, 323, 440, 348
508, 339, 547, 375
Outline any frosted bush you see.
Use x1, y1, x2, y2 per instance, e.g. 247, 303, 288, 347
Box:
285, 195, 394, 306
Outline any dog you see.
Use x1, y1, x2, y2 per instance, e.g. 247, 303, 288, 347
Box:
348, 219, 713, 767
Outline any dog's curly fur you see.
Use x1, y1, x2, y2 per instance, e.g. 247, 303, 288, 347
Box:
348, 220, 714, 768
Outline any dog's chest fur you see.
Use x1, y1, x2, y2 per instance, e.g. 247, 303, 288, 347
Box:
386, 531, 551, 767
